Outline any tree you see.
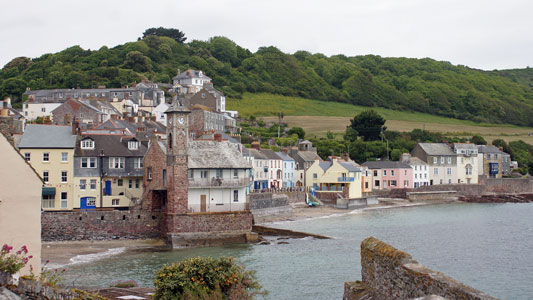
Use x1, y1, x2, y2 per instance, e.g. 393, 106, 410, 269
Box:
123, 51, 152, 72
492, 139, 512, 155
470, 135, 487, 145
348, 110, 386, 141
287, 127, 305, 139
390, 149, 402, 161
142, 27, 186, 43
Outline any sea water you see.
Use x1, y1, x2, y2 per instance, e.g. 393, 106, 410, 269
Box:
59, 203, 533, 300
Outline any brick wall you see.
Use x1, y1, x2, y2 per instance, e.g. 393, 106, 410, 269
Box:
41, 210, 162, 241
344, 237, 497, 300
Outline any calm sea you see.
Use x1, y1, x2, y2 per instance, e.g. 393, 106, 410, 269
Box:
60, 203, 533, 300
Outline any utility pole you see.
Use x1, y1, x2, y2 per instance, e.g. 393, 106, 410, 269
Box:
278, 111, 282, 138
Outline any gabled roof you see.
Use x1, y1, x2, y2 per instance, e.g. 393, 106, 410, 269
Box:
276, 151, 295, 161
19, 125, 76, 149
245, 148, 268, 160
403, 156, 427, 165
477, 145, 503, 154
454, 143, 477, 151
260, 149, 282, 160
75, 134, 147, 157
339, 161, 361, 172
172, 69, 212, 81
294, 151, 320, 162
319, 161, 332, 171
362, 161, 411, 169
417, 143, 455, 156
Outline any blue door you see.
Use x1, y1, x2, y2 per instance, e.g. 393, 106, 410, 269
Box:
80, 197, 96, 209
105, 180, 112, 195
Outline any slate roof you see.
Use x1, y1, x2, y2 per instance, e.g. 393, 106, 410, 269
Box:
75, 134, 147, 157
294, 151, 320, 162
173, 69, 212, 81
260, 149, 282, 160
157, 140, 251, 169
454, 143, 477, 151
362, 161, 412, 169
319, 161, 332, 171
403, 156, 427, 165
417, 143, 455, 155
95, 119, 166, 140
477, 145, 503, 154
276, 151, 295, 161
197, 131, 240, 144
19, 125, 76, 149
245, 148, 268, 160
339, 161, 361, 172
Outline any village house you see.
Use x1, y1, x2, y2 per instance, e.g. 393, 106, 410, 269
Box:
188, 105, 226, 138
277, 151, 295, 188
0, 131, 42, 275
152, 101, 169, 124
362, 161, 414, 190
172, 69, 212, 94
477, 145, 509, 178
411, 143, 458, 185
306, 158, 363, 199
74, 133, 146, 209
94, 118, 167, 142
260, 149, 283, 189
289, 140, 320, 187
18, 124, 77, 210
51, 98, 122, 125
360, 165, 373, 194
401, 153, 430, 188
243, 148, 269, 191
454, 143, 479, 184
22, 97, 64, 121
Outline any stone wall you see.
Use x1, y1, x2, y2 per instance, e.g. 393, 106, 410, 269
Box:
41, 210, 162, 241
249, 193, 289, 210
1, 271, 78, 300
344, 237, 497, 300
479, 176, 533, 194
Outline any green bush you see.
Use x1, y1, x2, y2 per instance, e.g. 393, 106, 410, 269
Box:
153, 257, 265, 300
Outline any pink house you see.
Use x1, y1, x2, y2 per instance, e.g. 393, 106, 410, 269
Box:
362, 161, 414, 190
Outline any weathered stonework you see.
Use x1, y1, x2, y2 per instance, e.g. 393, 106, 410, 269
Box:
0, 271, 78, 300
41, 210, 162, 241
344, 237, 498, 300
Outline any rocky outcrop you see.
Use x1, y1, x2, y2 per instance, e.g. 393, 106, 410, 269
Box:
459, 193, 533, 203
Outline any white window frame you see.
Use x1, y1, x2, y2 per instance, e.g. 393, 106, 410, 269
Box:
81, 157, 97, 168
61, 171, 68, 183
201, 170, 208, 178
133, 158, 143, 169
43, 152, 49, 162
61, 152, 68, 162
128, 140, 138, 150
42, 195, 54, 209
109, 157, 125, 169
24, 152, 30, 162
90, 179, 97, 190
433, 157, 437, 164
86, 197, 96, 206
112, 199, 120, 206
81, 139, 95, 150
447, 157, 452, 164
80, 179, 86, 190
43, 171, 49, 183
60, 192, 68, 209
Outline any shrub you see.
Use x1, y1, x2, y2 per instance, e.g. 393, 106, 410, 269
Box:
110, 280, 139, 288
153, 257, 265, 300
0, 244, 33, 274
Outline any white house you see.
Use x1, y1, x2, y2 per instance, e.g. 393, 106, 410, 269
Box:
23, 98, 64, 121
277, 151, 295, 188
152, 101, 169, 124
402, 153, 430, 188
172, 69, 212, 94
260, 149, 283, 189
454, 143, 479, 184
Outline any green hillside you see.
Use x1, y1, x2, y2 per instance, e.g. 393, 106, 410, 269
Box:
1, 29, 533, 126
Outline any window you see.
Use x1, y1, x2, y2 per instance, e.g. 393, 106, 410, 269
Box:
61, 171, 67, 183
60, 192, 68, 208
415, 174, 418, 179
87, 197, 96, 206
494, 154, 498, 159
41, 107, 46, 112
43, 152, 49, 162
201, 170, 208, 178
133, 158, 143, 169
135, 179, 140, 188
404, 170, 407, 175
147, 167, 153, 180
384, 170, 387, 176
447, 168, 452, 175
42, 195, 54, 209
486, 154, 491, 160
441, 157, 445, 164
434, 168, 438, 175
233, 169, 238, 178
466, 166, 472, 175
461, 157, 464, 164
80, 179, 86, 190
117, 179, 123, 187
128, 179, 133, 188
365, 182, 369, 189
128, 140, 138, 150
374, 180, 380, 187
81, 139, 94, 149
448, 179, 452, 184
373, 170, 378, 176
404, 180, 409, 187
415, 165, 418, 171
447, 157, 452, 164
109, 157, 125, 169
391, 170, 394, 176
43, 171, 49, 183
24, 153, 30, 162
81, 157, 97, 168
233, 190, 239, 202
216, 169, 222, 178
61, 152, 68, 162
433, 157, 437, 164
391, 180, 397, 186
188, 169, 194, 179
313, 173, 317, 179
440, 179, 443, 184
90, 179, 97, 190
112, 199, 120, 206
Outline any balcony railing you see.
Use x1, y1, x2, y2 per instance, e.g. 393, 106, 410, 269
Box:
188, 178, 249, 188
337, 177, 355, 182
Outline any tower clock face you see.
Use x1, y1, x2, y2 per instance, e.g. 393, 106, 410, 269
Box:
178, 117, 185, 125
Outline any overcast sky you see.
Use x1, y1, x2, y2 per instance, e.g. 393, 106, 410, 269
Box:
1, 0, 532, 70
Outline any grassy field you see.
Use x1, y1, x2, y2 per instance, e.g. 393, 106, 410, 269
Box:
228, 93, 533, 144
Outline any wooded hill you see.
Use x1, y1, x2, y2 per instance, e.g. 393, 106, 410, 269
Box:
1, 32, 533, 126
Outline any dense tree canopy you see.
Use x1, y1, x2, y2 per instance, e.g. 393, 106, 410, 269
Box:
347, 110, 386, 141
2, 29, 533, 126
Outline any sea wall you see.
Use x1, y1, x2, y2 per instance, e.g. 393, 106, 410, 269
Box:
41, 210, 162, 241
343, 237, 498, 300
249, 193, 293, 222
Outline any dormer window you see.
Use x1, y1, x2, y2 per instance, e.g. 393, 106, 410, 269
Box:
128, 140, 139, 150
81, 139, 94, 149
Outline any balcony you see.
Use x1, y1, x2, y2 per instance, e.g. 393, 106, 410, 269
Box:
338, 177, 355, 182
188, 178, 249, 189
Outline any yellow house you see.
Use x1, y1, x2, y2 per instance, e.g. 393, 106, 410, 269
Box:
18, 124, 76, 211
306, 159, 363, 199
1, 132, 42, 275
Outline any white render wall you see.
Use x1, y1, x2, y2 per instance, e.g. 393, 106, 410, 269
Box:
188, 187, 246, 212
411, 164, 429, 188
23, 103, 62, 121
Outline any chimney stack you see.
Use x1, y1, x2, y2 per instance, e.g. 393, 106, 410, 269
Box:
401, 153, 411, 162
214, 133, 222, 142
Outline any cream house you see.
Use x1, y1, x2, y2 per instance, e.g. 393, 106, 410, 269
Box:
0, 133, 42, 275
454, 143, 479, 184
306, 159, 362, 199
18, 124, 77, 210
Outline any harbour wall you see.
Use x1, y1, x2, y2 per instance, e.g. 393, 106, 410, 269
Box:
343, 237, 498, 300
249, 193, 293, 222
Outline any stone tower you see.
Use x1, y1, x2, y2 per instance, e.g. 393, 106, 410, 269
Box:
164, 98, 191, 217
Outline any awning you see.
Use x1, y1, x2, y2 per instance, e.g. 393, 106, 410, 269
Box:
42, 187, 56, 196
